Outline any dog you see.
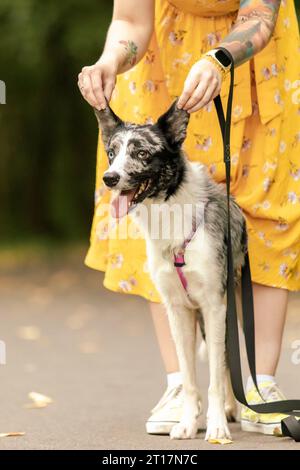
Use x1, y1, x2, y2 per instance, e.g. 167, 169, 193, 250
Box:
95, 100, 246, 440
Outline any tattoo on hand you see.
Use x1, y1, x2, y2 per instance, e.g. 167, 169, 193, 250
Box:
219, 0, 281, 66
119, 40, 138, 67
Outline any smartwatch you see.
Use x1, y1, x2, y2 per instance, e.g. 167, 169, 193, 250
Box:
204, 48, 232, 74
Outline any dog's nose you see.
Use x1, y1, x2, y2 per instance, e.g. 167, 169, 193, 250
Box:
103, 171, 120, 188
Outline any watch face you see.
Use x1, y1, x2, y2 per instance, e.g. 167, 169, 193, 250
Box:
215, 49, 232, 67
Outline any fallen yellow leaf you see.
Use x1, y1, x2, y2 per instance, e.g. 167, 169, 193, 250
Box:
273, 427, 282, 437
208, 438, 233, 445
28, 392, 53, 404
0, 432, 25, 438
24, 391, 53, 409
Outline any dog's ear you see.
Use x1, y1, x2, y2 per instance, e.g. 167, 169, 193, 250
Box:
94, 103, 123, 147
156, 99, 190, 151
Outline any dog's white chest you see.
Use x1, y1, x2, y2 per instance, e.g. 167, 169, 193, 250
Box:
147, 235, 215, 308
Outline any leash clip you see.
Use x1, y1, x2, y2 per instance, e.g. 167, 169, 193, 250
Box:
174, 261, 185, 267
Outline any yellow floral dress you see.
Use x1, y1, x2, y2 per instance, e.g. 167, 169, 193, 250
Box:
85, 0, 300, 301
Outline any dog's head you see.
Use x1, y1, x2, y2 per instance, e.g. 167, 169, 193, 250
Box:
95, 100, 190, 218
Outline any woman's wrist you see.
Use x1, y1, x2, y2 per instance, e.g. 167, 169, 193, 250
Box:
201, 54, 227, 81
98, 52, 119, 74
201, 48, 233, 79
100, 40, 138, 75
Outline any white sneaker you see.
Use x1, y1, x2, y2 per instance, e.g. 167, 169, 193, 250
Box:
146, 385, 203, 435
146, 385, 184, 435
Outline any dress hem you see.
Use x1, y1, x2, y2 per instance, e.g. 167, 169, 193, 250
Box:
84, 254, 300, 301
84, 255, 162, 303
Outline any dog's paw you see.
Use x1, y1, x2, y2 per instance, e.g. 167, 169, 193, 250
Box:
170, 419, 199, 440
205, 414, 231, 441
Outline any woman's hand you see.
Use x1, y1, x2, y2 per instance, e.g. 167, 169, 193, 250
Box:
78, 0, 155, 110
177, 58, 222, 113
78, 56, 118, 110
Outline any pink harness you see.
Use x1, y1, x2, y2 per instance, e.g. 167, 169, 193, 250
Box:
173, 221, 197, 293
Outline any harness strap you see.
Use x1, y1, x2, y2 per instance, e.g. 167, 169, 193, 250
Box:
213, 46, 300, 441
174, 253, 188, 291
173, 220, 198, 292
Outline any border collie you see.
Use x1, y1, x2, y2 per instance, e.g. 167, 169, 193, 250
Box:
95, 100, 246, 440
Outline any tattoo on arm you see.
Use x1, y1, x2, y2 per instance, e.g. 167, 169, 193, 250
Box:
119, 40, 138, 66
219, 0, 281, 66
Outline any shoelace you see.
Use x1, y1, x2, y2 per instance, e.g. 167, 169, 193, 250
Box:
247, 383, 286, 407
151, 385, 183, 414
260, 384, 286, 403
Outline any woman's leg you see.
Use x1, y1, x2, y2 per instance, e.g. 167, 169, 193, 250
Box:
146, 302, 183, 435
241, 283, 289, 434
150, 301, 179, 374
253, 283, 288, 375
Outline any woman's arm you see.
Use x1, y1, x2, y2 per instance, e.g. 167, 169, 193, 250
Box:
78, 0, 154, 110
102, 0, 154, 72
218, 0, 281, 67
178, 0, 281, 112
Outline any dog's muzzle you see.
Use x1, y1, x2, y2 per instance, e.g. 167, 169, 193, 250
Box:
103, 171, 120, 188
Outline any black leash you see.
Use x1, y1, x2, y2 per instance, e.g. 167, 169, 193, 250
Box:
213, 46, 300, 442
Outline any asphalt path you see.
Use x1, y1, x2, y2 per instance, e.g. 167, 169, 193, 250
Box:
0, 247, 299, 450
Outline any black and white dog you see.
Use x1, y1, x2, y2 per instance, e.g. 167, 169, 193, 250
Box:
95, 101, 246, 441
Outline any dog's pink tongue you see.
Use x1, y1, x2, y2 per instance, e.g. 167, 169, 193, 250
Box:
111, 190, 136, 218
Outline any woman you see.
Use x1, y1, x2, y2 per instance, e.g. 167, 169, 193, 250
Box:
78, 0, 300, 436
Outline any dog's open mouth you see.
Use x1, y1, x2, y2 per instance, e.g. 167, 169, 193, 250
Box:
111, 180, 151, 218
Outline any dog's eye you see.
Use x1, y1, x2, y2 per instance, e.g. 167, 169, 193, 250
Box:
137, 150, 147, 158
108, 150, 114, 160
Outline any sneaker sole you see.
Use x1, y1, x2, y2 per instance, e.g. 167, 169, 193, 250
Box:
241, 419, 282, 436
146, 415, 206, 436
146, 421, 178, 435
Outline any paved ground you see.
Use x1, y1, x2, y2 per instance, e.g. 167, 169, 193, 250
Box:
0, 245, 299, 450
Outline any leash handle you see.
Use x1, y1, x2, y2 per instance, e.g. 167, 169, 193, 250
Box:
213, 46, 300, 442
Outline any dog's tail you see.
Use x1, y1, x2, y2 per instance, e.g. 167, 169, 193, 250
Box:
196, 309, 208, 362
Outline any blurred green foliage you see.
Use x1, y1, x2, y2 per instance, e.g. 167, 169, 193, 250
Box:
0, 1, 299, 244
0, 0, 112, 242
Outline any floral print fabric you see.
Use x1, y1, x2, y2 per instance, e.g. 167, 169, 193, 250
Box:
85, 0, 300, 300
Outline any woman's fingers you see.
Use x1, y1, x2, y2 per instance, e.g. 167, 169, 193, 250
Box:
187, 81, 219, 114
183, 70, 220, 112
103, 77, 116, 103
181, 82, 206, 111
78, 61, 118, 109
178, 58, 223, 113
177, 73, 199, 109
90, 70, 106, 110
78, 68, 99, 108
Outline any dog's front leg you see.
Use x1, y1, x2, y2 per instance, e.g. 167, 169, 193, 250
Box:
165, 303, 201, 440
203, 299, 231, 441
